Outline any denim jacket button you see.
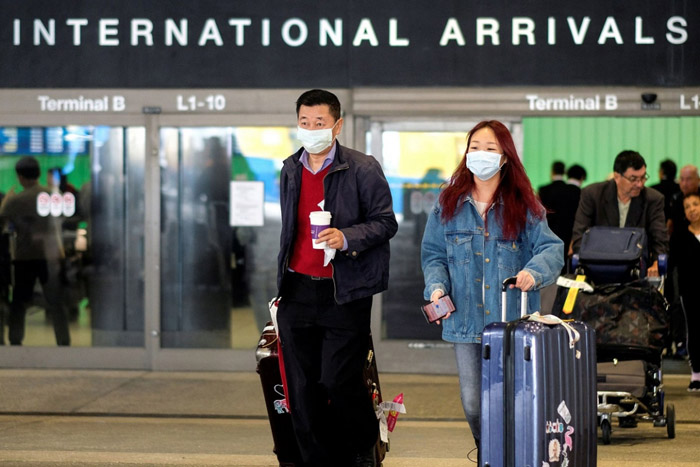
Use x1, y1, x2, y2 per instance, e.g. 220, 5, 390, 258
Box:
485, 258, 491, 263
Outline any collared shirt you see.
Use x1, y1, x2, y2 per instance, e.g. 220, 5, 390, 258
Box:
300, 144, 337, 174
298, 143, 348, 251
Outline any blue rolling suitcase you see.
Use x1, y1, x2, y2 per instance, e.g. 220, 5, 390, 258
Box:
480, 277, 598, 467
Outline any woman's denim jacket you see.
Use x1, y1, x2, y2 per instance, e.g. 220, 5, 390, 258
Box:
421, 195, 564, 344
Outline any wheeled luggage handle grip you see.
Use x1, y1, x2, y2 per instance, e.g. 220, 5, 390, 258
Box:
501, 276, 527, 322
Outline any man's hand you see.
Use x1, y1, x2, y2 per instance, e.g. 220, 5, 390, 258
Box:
647, 260, 659, 277
317, 228, 345, 250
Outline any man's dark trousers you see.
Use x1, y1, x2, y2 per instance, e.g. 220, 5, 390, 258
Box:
277, 271, 378, 466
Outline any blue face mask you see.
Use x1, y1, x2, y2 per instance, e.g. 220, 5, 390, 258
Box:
466, 150, 505, 181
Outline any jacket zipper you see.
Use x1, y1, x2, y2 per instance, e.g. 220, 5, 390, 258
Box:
323, 164, 349, 303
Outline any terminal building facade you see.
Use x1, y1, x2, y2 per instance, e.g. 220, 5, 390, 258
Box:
1, 0, 699, 372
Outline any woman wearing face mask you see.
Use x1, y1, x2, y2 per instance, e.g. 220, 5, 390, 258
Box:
420, 120, 563, 460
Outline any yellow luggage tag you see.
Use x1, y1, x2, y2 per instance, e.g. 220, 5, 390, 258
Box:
563, 274, 587, 314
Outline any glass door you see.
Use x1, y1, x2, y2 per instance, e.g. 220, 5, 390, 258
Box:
0, 125, 145, 348
159, 126, 294, 349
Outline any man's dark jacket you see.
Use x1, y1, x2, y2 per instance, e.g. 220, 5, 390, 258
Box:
571, 179, 668, 262
538, 179, 580, 250
277, 142, 398, 304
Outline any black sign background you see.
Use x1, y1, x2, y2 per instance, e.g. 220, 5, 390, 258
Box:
2, 0, 699, 88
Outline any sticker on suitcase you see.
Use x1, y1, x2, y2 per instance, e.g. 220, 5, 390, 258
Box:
273, 384, 290, 414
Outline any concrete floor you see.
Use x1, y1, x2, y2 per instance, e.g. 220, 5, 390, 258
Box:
0, 367, 698, 466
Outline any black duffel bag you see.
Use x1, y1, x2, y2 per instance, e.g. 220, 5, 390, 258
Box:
552, 276, 668, 351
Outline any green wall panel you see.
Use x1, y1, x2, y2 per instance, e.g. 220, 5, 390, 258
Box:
523, 117, 700, 191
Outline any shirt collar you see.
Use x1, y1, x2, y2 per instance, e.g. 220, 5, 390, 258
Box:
300, 143, 337, 174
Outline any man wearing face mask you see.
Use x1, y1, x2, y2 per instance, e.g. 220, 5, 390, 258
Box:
276, 89, 398, 467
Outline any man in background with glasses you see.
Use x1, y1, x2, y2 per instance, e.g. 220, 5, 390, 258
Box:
571, 150, 668, 277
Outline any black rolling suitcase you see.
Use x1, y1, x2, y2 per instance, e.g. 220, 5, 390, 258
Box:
255, 321, 388, 466
256, 322, 302, 466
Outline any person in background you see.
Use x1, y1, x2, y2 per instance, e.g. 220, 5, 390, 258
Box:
276, 89, 397, 467
566, 164, 587, 188
421, 120, 563, 462
669, 192, 700, 391
0, 156, 69, 346
539, 161, 580, 271
669, 165, 700, 236
667, 164, 700, 358
650, 159, 681, 222
571, 150, 668, 277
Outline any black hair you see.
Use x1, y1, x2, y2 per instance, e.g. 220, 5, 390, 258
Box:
15, 156, 40, 180
613, 150, 646, 174
551, 161, 565, 176
659, 159, 677, 180
296, 89, 341, 121
567, 164, 587, 180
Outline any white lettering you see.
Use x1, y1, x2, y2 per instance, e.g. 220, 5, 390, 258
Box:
176, 95, 189, 111
165, 19, 188, 46
13, 19, 20, 45
598, 17, 623, 44
389, 18, 409, 46
34, 19, 55, 46
99, 19, 120, 46
476, 18, 499, 46
605, 94, 618, 110
66, 18, 88, 46
131, 19, 154, 46
228, 18, 252, 46
635, 17, 654, 45
261, 18, 270, 46
353, 19, 379, 46
320, 18, 342, 46
38, 95, 111, 112
112, 96, 126, 111
198, 19, 223, 46
547, 17, 556, 45
680, 95, 691, 110
567, 17, 590, 45
281, 18, 307, 47
666, 16, 687, 45
512, 17, 535, 45
526, 94, 606, 111
440, 18, 465, 46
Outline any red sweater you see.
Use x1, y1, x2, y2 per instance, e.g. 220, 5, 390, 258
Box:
289, 166, 332, 277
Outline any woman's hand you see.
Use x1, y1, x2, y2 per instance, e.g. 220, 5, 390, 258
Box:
510, 270, 535, 292
430, 289, 451, 324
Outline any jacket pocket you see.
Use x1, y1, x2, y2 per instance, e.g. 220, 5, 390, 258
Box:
496, 240, 523, 273
446, 233, 472, 265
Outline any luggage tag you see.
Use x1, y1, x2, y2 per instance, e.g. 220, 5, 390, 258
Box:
557, 274, 589, 314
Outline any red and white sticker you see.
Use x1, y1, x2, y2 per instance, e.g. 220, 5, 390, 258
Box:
62, 192, 76, 217
36, 192, 51, 217
50, 193, 63, 217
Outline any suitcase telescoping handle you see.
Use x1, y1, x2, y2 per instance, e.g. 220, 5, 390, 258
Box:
501, 276, 527, 322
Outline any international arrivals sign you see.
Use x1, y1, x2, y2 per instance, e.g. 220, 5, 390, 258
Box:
2, 0, 698, 88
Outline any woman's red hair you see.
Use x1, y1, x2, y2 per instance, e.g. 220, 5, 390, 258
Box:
439, 120, 544, 239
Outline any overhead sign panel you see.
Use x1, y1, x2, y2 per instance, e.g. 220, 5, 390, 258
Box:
2, 1, 698, 87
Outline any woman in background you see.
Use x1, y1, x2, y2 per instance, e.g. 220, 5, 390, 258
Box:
421, 120, 563, 459
670, 192, 700, 392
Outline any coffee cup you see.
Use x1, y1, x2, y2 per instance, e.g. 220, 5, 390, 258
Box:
309, 211, 332, 249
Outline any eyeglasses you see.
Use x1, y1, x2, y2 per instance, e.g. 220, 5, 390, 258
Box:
620, 173, 649, 184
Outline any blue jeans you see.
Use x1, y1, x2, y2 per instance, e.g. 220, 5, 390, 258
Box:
454, 342, 481, 444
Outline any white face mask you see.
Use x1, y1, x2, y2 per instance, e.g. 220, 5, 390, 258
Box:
466, 150, 505, 181
297, 121, 339, 154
